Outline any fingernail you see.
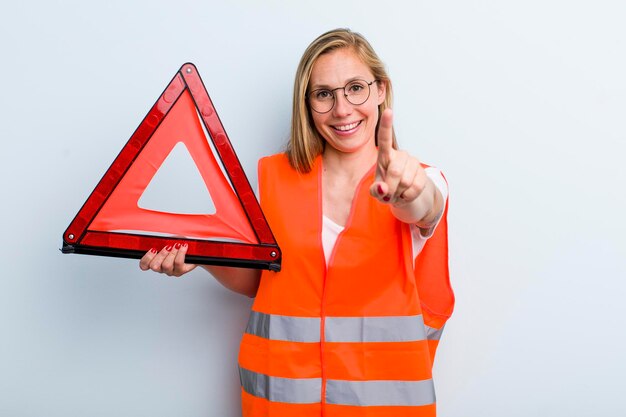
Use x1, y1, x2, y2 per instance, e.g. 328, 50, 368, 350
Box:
383, 196, 390, 202
150, 248, 157, 253
183, 243, 188, 248
174, 243, 181, 249
165, 245, 173, 251
377, 184, 384, 195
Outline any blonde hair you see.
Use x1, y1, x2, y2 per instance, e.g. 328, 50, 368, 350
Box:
286, 28, 395, 173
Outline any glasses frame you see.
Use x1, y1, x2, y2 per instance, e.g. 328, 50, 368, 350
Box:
307, 79, 378, 114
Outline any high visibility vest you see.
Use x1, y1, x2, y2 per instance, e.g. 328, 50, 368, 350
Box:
238, 154, 454, 417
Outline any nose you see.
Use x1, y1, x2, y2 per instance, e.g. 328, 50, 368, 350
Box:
332, 92, 353, 117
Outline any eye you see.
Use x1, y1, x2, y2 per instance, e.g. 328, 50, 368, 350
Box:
347, 82, 366, 93
314, 89, 333, 100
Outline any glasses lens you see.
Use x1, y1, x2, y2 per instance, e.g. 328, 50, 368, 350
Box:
309, 89, 334, 113
307, 80, 373, 113
345, 80, 370, 105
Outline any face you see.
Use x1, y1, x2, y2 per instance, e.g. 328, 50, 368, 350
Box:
308, 48, 386, 157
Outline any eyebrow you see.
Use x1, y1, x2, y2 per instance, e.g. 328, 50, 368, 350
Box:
309, 76, 367, 91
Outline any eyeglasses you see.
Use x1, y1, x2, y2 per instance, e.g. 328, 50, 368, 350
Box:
307, 79, 378, 114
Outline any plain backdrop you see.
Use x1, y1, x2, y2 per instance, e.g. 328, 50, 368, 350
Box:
1, 1, 625, 416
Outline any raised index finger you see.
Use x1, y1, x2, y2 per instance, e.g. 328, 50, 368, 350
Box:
376, 108, 394, 159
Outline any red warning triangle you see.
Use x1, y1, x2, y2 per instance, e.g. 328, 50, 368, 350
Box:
62, 63, 281, 271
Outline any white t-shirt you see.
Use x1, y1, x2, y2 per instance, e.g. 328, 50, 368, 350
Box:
322, 167, 448, 265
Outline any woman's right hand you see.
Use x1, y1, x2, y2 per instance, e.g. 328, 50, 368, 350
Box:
139, 243, 197, 277
139, 243, 261, 297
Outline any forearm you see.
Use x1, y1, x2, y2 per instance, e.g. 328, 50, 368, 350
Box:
391, 178, 443, 228
201, 265, 261, 298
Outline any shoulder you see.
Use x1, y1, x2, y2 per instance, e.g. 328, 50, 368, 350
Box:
421, 163, 446, 182
258, 153, 300, 190
422, 164, 449, 202
412, 163, 449, 254
258, 153, 291, 179
259, 152, 290, 168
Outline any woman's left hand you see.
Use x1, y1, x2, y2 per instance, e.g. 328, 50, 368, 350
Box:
369, 109, 429, 207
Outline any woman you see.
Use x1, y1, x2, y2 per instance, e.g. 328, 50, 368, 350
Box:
141, 28, 454, 417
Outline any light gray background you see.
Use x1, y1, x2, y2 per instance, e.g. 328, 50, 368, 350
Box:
1, 1, 625, 416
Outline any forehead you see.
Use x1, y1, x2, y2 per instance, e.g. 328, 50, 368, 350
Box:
309, 48, 374, 88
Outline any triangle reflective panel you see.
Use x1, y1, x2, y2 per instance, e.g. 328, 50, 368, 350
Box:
62, 63, 281, 271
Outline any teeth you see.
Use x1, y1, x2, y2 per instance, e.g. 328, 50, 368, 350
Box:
335, 121, 359, 131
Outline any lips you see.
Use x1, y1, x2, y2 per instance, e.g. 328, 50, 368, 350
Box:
332, 120, 362, 132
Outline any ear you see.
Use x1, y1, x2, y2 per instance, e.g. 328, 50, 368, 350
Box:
376, 80, 387, 105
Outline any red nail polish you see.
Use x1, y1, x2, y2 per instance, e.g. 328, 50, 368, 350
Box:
383, 196, 390, 202
174, 243, 181, 249
183, 243, 188, 248
150, 248, 157, 253
165, 245, 173, 251
377, 184, 384, 195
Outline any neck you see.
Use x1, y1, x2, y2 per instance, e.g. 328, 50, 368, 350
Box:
322, 144, 377, 181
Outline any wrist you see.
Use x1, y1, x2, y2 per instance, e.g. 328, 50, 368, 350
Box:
416, 179, 442, 228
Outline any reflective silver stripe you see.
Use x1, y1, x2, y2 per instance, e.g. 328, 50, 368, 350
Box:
246, 311, 435, 343
425, 324, 445, 341
245, 311, 320, 342
325, 314, 426, 342
326, 378, 436, 406
239, 367, 321, 404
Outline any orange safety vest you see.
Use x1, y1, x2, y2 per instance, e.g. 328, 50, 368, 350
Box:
238, 154, 454, 417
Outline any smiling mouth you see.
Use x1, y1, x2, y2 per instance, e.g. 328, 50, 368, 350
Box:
332, 121, 362, 132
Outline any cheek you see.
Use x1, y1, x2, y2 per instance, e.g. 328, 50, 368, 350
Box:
367, 104, 380, 124
311, 113, 329, 136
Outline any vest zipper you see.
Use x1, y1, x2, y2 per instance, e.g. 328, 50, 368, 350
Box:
319, 164, 328, 415
319, 161, 376, 415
